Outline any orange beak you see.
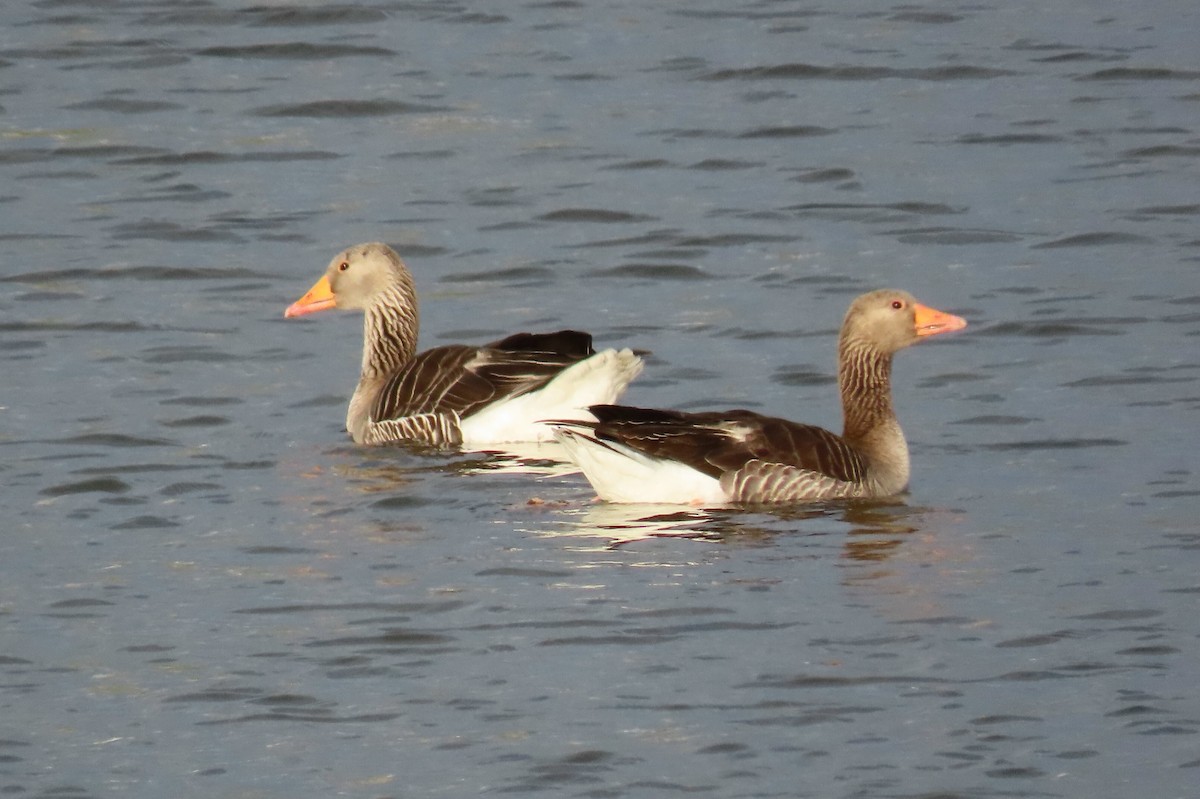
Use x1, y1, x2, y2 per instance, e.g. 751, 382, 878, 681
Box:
284, 275, 336, 318
913, 302, 967, 337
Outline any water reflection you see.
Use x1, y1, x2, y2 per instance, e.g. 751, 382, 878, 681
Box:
539, 502, 731, 547
538, 495, 934, 555
456, 441, 580, 477
279, 441, 576, 500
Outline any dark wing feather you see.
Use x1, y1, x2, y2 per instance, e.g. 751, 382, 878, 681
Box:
371, 334, 594, 424
587, 404, 867, 483
485, 329, 595, 357
371, 345, 480, 422
734, 416, 867, 484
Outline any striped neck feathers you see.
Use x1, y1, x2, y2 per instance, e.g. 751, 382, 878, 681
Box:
360, 281, 419, 380
837, 335, 896, 442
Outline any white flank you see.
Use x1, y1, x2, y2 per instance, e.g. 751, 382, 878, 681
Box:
551, 428, 729, 505
459, 348, 643, 446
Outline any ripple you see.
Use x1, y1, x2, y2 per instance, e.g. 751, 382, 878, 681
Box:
537, 208, 657, 224
1032, 51, 1125, 63
387, 148, 457, 160
985, 319, 1131, 337
371, 495, 436, 510
196, 43, 395, 59
539, 633, 679, 646
109, 220, 241, 242
980, 438, 1126, 451
252, 100, 450, 117
891, 227, 1023, 245
166, 687, 269, 703
987, 766, 1046, 778
1128, 204, 1200, 216
789, 167, 856, 183
745, 674, 949, 688
736, 125, 835, 139
771, 367, 835, 387
789, 201, 965, 219
160, 481, 222, 496
160, 396, 244, 407
995, 631, 1078, 648
39, 476, 130, 496
956, 133, 1065, 144
306, 629, 457, 648
234, 601, 467, 615
1077, 67, 1200, 81
140, 346, 240, 364
1122, 144, 1200, 158
55, 433, 173, 448
1033, 232, 1153, 248
111, 515, 179, 530
476, 567, 574, 578
891, 11, 962, 24
703, 63, 1014, 81
553, 71, 614, 82
240, 546, 322, 556
678, 232, 795, 247
198, 711, 401, 725
1064, 373, 1194, 387
1072, 609, 1162, 621
604, 158, 673, 170
440, 265, 554, 284
49, 598, 113, 609
0, 320, 153, 333
65, 98, 182, 114
245, 7, 389, 25
950, 415, 1039, 425
159, 415, 230, 428
586, 263, 710, 280
687, 158, 764, 170
114, 150, 339, 166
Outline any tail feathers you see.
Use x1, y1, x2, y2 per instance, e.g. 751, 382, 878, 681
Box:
459, 349, 644, 446
551, 426, 727, 505
533, 348, 643, 412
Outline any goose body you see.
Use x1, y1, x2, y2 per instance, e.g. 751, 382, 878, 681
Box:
285, 242, 643, 448
550, 290, 965, 504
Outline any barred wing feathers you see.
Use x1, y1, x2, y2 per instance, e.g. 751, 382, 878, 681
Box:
371, 331, 597, 425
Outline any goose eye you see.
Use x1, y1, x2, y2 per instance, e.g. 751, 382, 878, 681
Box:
338, 261, 350, 272
891, 299, 904, 310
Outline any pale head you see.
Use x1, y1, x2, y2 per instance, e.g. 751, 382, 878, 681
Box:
284, 242, 416, 318
841, 289, 967, 354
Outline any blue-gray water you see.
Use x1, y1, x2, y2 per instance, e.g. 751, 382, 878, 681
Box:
3, 1, 1199, 797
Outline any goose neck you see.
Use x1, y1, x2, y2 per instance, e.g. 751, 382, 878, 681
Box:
360, 287, 418, 380
838, 336, 895, 442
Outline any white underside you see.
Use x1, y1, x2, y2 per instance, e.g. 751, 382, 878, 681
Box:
552, 428, 730, 505
458, 348, 643, 447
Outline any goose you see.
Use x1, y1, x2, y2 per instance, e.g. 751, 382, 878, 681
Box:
550, 289, 965, 504
284, 242, 643, 448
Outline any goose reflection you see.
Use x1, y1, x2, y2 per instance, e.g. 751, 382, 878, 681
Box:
535, 496, 932, 558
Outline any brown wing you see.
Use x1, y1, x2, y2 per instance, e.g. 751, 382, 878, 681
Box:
586, 404, 867, 483
371, 330, 596, 423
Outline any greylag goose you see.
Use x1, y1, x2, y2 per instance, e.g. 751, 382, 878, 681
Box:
284, 242, 644, 447
550, 289, 966, 504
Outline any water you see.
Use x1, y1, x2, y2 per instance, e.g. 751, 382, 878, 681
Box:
3, 1, 1199, 796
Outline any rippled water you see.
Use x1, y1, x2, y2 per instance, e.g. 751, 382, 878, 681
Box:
3, 1, 1199, 797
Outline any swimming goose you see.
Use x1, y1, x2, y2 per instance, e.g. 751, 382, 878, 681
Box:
285, 242, 644, 447
550, 289, 965, 504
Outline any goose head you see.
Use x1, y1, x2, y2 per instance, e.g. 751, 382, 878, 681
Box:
285, 242, 415, 318
841, 289, 966, 355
